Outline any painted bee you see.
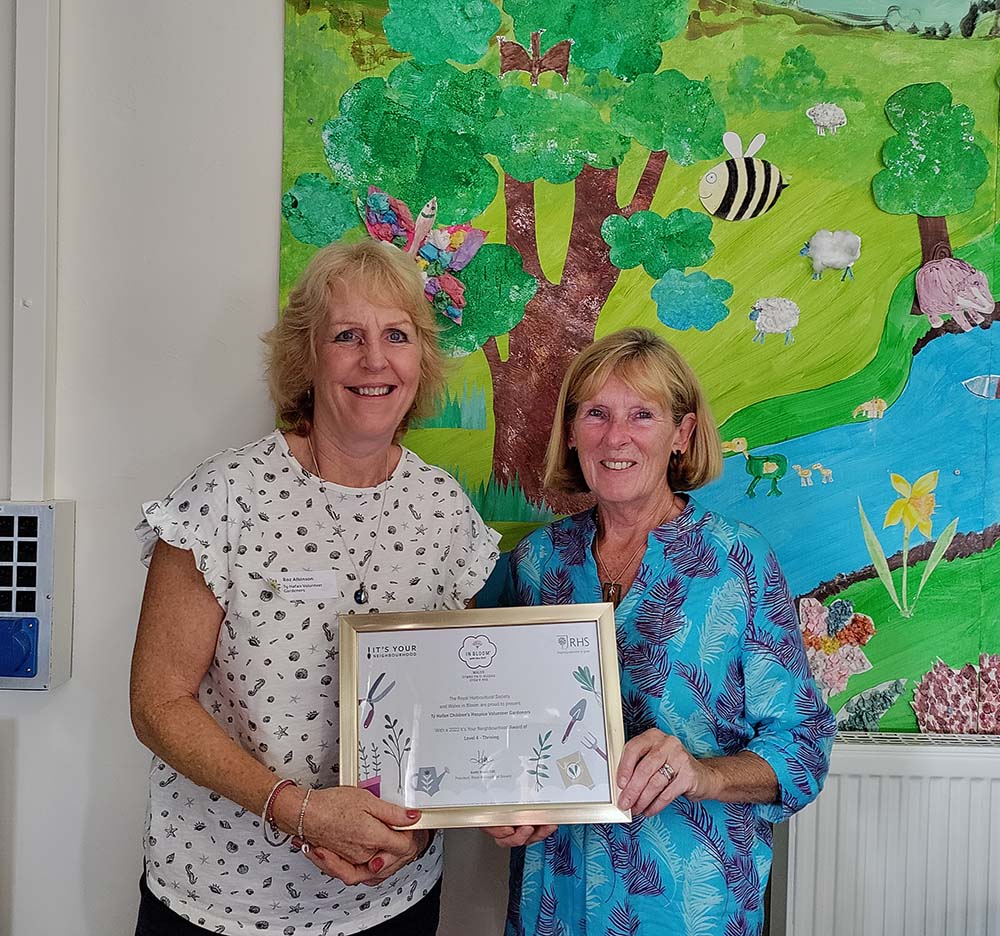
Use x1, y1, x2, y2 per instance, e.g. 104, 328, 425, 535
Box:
699, 132, 788, 222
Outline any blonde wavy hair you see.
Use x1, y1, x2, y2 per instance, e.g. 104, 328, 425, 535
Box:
262, 239, 447, 439
543, 328, 723, 495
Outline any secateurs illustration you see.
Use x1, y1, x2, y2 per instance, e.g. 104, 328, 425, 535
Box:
360, 671, 396, 729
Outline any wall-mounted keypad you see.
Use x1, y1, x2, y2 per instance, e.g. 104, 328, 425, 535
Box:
0, 513, 39, 614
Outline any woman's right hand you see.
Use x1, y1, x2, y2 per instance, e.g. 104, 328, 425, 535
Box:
275, 785, 422, 885
481, 824, 557, 847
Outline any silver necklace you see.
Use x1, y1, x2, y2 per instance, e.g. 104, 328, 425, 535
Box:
306, 434, 391, 607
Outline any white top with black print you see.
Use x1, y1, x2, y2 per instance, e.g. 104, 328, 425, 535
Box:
135, 430, 500, 935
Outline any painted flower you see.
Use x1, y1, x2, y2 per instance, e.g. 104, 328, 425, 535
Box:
826, 598, 855, 636
884, 470, 938, 537
911, 658, 978, 733
797, 597, 829, 638
836, 644, 872, 679
839, 612, 875, 647
977, 653, 1000, 734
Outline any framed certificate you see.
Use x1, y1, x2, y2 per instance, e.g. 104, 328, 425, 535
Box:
339, 604, 630, 829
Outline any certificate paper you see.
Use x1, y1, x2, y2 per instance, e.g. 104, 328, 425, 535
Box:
340, 605, 630, 828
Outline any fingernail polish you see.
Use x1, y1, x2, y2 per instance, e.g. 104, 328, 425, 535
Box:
406, 810, 420, 819
371, 857, 384, 873
301, 843, 311, 855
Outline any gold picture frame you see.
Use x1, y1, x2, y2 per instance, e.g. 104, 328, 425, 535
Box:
339, 603, 630, 829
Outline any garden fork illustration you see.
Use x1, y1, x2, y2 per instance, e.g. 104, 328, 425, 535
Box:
360, 671, 395, 729
581, 730, 608, 762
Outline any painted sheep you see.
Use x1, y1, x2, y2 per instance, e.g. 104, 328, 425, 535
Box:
800, 229, 861, 281
806, 102, 847, 136
749, 297, 800, 345
915, 257, 995, 332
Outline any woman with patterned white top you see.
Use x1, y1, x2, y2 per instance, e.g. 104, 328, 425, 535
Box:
130, 239, 500, 936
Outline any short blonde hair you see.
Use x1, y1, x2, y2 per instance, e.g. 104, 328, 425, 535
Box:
543, 328, 723, 495
263, 239, 447, 439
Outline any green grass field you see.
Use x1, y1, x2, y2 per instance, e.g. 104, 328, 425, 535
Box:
827, 537, 1000, 731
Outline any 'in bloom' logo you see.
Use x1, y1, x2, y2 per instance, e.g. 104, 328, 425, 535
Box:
459, 635, 497, 670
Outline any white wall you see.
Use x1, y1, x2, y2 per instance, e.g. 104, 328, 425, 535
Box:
1, 0, 18, 931
0, 3, 509, 934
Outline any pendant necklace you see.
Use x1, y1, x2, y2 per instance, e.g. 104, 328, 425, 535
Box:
306, 434, 391, 607
594, 496, 682, 608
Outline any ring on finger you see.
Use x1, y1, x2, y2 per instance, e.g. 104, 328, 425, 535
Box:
657, 762, 675, 782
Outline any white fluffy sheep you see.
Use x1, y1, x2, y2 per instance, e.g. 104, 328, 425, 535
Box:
806, 102, 847, 136
800, 229, 861, 281
749, 297, 801, 345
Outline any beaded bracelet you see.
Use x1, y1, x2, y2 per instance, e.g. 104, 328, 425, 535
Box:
262, 777, 297, 847
296, 787, 312, 842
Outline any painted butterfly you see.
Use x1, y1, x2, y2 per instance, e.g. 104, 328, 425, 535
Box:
361, 186, 487, 325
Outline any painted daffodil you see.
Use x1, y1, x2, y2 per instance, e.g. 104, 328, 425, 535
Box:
884, 470, 937, 537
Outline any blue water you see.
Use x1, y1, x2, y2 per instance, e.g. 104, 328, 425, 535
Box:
797, 0, 973, 28
700, 324, 1000, 596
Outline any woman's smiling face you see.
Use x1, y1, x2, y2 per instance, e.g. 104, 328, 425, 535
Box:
569, 375, 695, 511
313, 292, 423, 450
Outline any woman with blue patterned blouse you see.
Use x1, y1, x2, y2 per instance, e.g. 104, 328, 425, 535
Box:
486, 328, 835, 936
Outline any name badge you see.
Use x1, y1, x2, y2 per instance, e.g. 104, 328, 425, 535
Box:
270, 570, 339, 600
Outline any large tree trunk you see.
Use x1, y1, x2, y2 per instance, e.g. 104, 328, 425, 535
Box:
911, 214, 953, 315
486, 153, 667, 512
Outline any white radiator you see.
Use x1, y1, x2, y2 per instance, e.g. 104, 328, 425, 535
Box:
773, 734, 1000, 936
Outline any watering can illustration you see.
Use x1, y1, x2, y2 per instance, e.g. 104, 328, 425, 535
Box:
410, 766, 450, 796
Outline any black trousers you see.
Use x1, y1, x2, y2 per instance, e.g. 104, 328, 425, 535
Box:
135, 873, 441, 936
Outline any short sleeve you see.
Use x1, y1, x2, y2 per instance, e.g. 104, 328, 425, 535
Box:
135, 455, 231, 609
442, 488, 501, 609
741, 543, 836, 824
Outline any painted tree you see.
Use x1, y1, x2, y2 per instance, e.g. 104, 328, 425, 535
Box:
285, 0, 727, 508
872, 82, 989, 277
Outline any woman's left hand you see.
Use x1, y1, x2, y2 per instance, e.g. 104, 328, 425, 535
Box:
293, 828, 432, 886
616, 729, 718, 817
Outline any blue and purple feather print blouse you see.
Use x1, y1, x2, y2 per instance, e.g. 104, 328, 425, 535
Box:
503, 498, 835, 936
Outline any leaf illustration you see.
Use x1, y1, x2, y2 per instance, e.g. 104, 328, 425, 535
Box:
621, 641, 670, 695
536, 888, 564, 936
913, 517, 959, 604
541, 566, 575, 605
551, 521, 589, 567
635, 575, 687, 643
546, 833, 578, 877
858, 498, 902, 611
608, 900, 641, 936
726, 539, 758, 617
762, 551, 798, 631
624, 836, 664, 896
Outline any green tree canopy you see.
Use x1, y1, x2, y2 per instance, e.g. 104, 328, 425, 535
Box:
504, 0, 689, 80
383, 0, 501, 64
873, 82, 989, 216
602, 208, 714, 279
482, 86, 630, 183
322, 62, 501, 221
439, 244, 538, 356
652, 270, 733, 332
281, 173, 359, 247
611, 70, 725, 164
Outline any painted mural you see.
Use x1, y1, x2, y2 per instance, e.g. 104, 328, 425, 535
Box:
280, 0, 1000, 733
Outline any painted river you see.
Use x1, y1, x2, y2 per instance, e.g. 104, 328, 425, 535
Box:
700, 322, 1000, 596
